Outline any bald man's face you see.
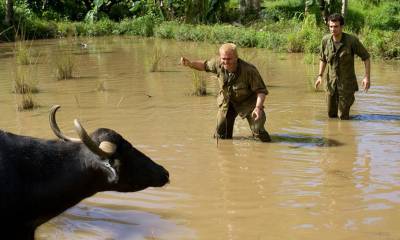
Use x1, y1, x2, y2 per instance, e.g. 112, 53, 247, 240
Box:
219, 49, 238, 72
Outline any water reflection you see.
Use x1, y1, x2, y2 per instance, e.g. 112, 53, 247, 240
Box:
37, 203, 195, 240
272, 133, 343, 147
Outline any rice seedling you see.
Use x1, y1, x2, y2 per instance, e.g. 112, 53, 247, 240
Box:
12, 65, 39, 111
17, 93, 38, 111
149, 47, 164, 72
54, 52, 75, 80
12, 23, 36, 65
191, 71, 207, 96
15, 44, 32, 65
13, 66, 39, 94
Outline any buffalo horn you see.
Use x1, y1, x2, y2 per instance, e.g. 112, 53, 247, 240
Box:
74, 119, 112, 159
49, 105, 81, 142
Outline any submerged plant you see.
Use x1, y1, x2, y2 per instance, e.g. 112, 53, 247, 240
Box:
191, 71, 207, 96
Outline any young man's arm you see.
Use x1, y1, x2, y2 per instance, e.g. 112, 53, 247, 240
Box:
361, 58, 371, 92
315, 60, 327, 89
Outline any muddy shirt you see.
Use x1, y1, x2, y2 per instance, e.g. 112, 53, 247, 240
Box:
320, 32, 370, 95
204, 58, 268, 118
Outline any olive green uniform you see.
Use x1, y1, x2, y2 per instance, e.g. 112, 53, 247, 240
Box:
204, 58, 270, 141
320, 32, 370, 119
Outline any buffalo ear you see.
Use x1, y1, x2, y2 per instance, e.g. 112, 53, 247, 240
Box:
99, 141, 117, 155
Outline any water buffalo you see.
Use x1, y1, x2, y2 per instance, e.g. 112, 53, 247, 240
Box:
0, 105, 169, 239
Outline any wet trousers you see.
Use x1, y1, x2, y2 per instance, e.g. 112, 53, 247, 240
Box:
326, 89, 355, 120
215, 103, 271, 142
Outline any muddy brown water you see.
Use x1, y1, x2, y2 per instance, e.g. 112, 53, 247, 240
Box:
0, 36, 399, 240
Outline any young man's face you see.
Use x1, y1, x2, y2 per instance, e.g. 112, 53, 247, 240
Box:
219, 49, 238, 72
328, 20, 343, 37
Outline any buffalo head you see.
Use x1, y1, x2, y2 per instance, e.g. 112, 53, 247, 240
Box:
49, 105, 169, 192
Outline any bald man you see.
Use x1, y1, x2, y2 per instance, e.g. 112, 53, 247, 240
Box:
181, 43, 271, 142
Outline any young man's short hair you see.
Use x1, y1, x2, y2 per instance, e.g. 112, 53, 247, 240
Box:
328, 13, 345, 26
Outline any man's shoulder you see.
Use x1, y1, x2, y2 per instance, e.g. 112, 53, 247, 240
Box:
322, 34, 332, 42
343, 32, 362, 43
239, 59, 259, 72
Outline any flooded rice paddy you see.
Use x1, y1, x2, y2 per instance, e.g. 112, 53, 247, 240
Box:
0, 36, 399, 239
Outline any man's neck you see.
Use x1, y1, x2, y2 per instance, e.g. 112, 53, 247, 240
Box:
332, 33, 343, 42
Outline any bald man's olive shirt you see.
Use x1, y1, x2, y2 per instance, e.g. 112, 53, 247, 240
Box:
204, 58, 268, 118
320, 32, 370, 95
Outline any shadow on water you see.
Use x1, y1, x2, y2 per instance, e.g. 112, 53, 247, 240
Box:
38, 204, 195, 240
351, 114, 400, 121
271, 133, 343, 148
230, 134, 342, 147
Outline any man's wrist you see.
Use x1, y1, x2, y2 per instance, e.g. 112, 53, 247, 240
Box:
317, 73, 323, 77
255, 105, 264, 110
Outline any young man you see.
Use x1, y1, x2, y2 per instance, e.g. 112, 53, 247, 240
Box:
181, 43, 271, 142
315, 13, 371, 120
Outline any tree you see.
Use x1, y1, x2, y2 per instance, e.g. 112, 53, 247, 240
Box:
5, 0, 14, 25
239, 0, 261, 22
306, 0, 345, 24
341, 0, 348, 18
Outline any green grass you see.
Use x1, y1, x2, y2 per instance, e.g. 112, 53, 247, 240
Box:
12, 65, 39, 111
54, 52, 75, 80
1, 1, 399, 60
149, 47, 164, 72
17, 93, 38, 111
191, 71, 207, 96
13, 66, 39, 94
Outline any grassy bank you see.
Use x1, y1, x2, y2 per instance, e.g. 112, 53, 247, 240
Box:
1, 1, 399, 60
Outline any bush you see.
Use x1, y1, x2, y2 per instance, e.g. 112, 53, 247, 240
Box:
366, 2, 400, 30
255, 31, 286, 50
361, 27, 400, 59
154, 21, 178, 39
118, 15, 158, 37
84, 18, 116, 36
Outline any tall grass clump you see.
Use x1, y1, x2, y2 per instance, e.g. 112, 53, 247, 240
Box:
15, 43, 32, 65
191, 71, 207, 96
286, 15, 323, 54
149, 47, 164, 72
12, 66, 39, 111
13, 67, 39, 94
14, 27, 34, 65
54, 52, 75, 80
118, 15, 159, 37
17, 93, 36, 111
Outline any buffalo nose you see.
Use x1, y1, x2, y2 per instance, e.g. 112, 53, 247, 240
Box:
162, 167, 170, 183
